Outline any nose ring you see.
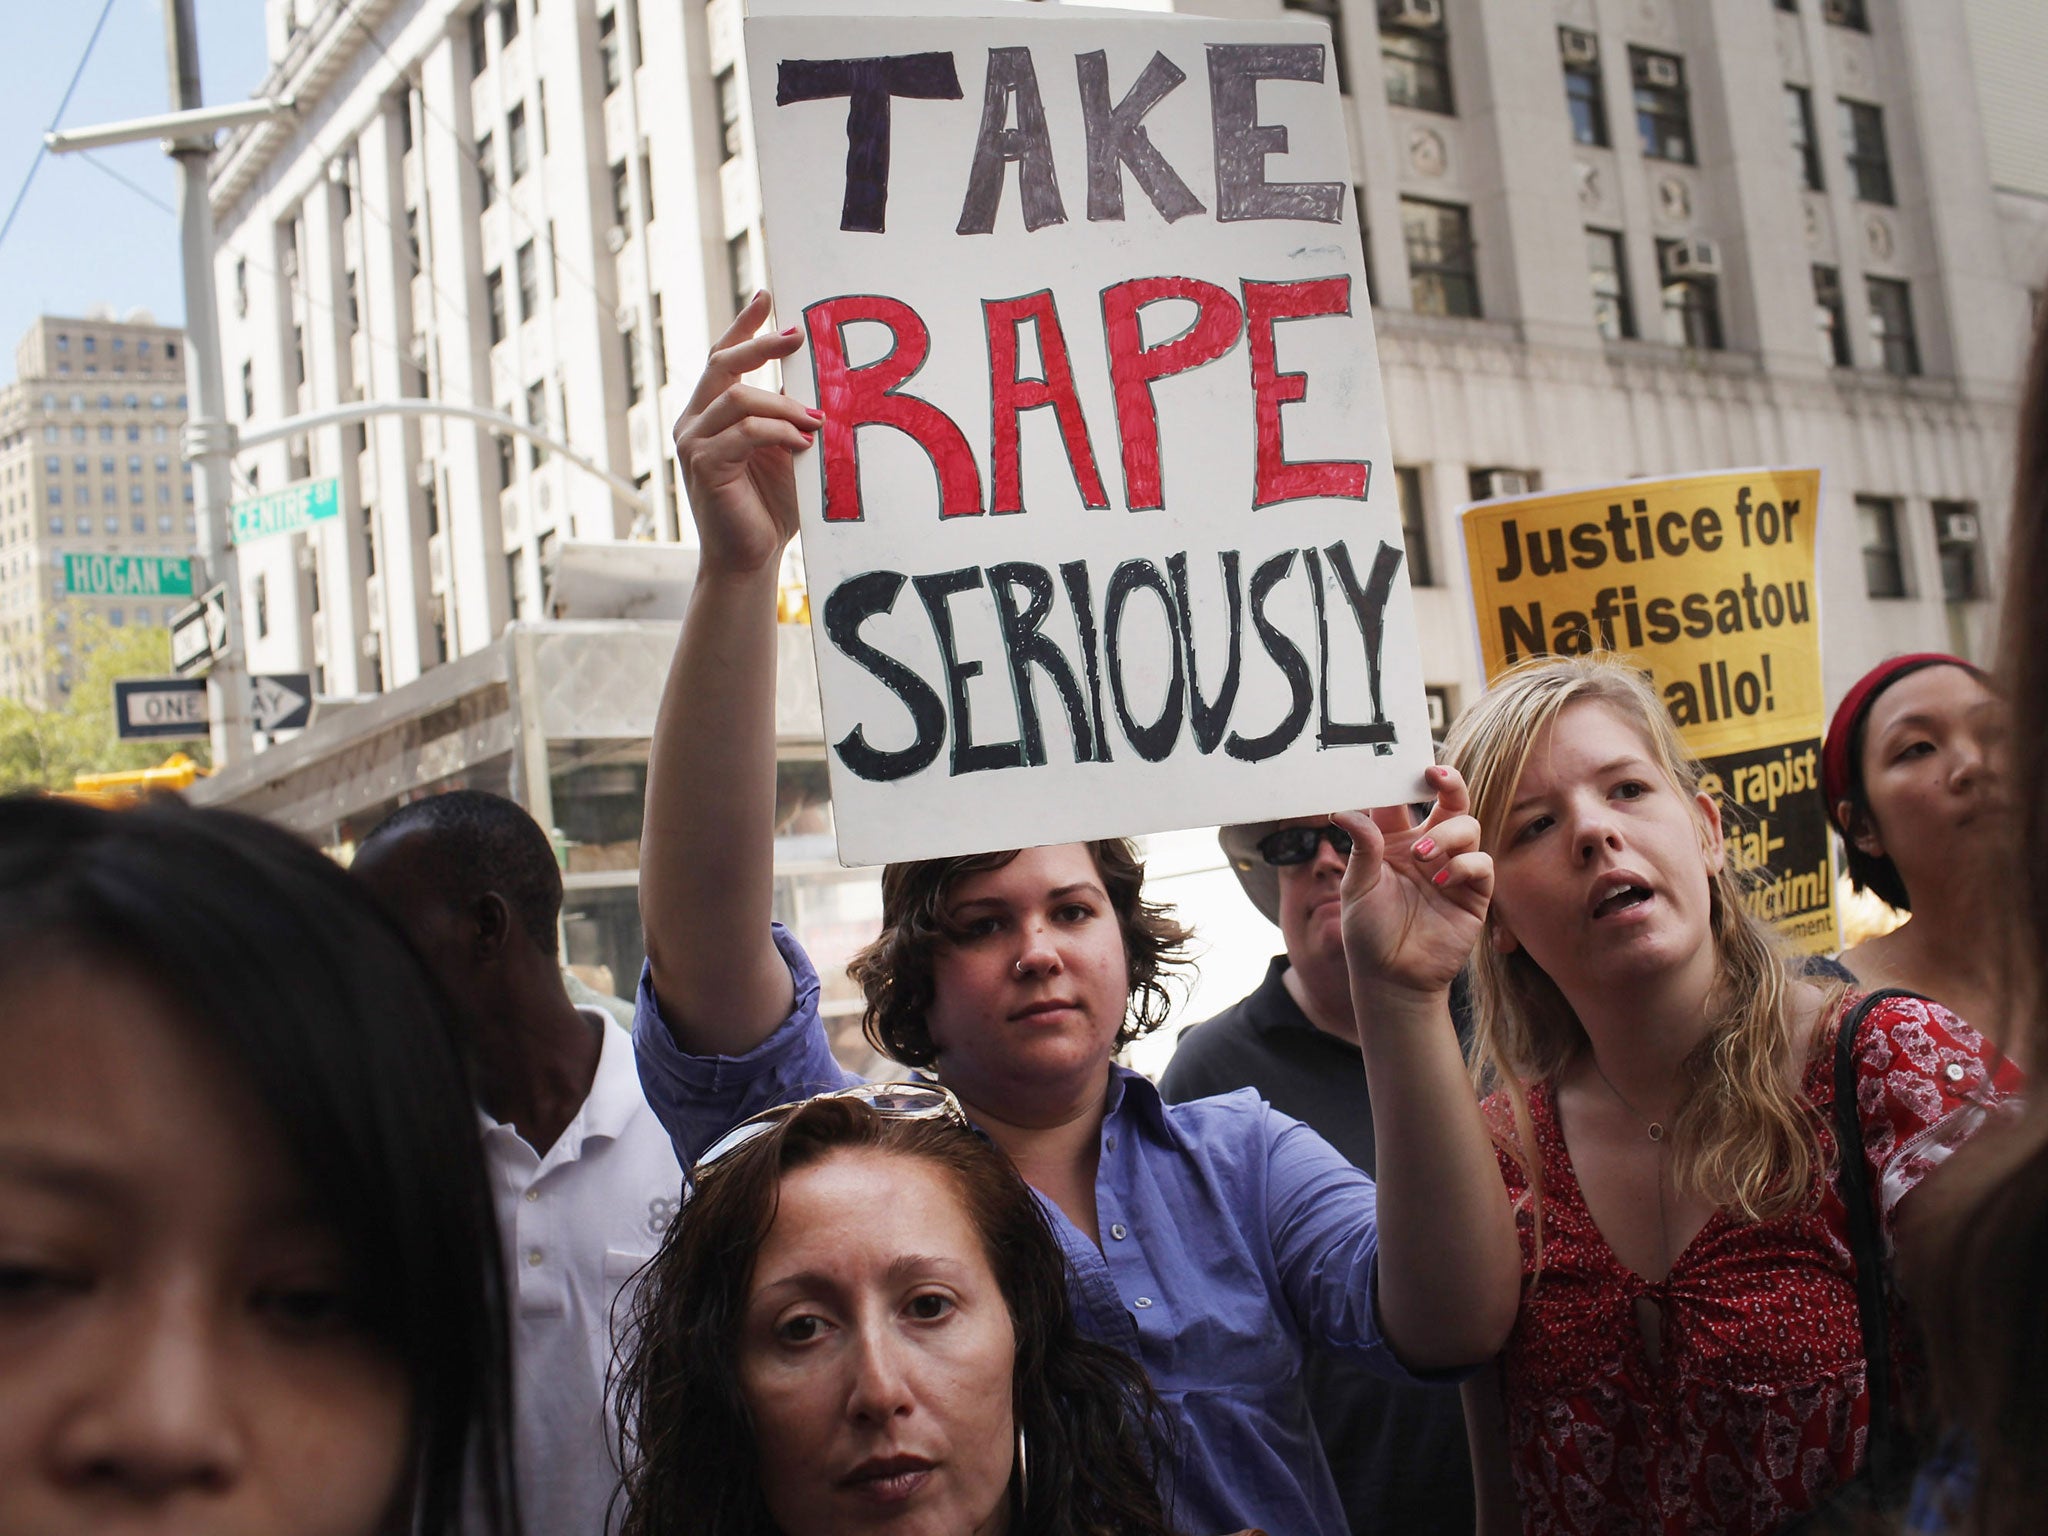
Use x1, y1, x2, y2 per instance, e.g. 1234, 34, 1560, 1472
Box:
1015, 959, 1028, 977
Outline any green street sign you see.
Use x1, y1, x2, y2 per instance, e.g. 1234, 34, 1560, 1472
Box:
63, 553, 194, 599
232, 477, 340, 544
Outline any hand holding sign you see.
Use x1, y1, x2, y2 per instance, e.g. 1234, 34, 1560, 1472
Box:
1335, 765, 1492, 1007
672, 292, 814, 580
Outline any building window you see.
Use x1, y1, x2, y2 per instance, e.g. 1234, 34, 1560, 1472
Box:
477, 132, 495, 207
405, 207, 421, 273
1630, 49, 1692, 163
507, 104, 529, 182
638, 151, 656, 221
109, 607, 124, 628
1857, 496, 1906, 597
1587, 228, 1633, 340
526, 382, 549, 466
716, 68, 743, 163
1284, 0, 1348, 93
1813, 265, 1850, 367
240, 361, 254, 418
1826, 0, 1868, 30
54, 334, 67, 351
497, 0, 518, 44
611, 160, 631, 230
1786, 85, 1822, 191
253, 573, 270, 639
83, 337, 95, 354
626, 326, 647, 407
129, 488, 143, 506
1560, 29, 1607, 147
1382, 19, 1452, 115
1840, 99, 1893, 204
1394, 465, 1432, 586
599, 9, 622, 94
1867, 277, 1919, 376
496, 429, 516, 488
727, 229, 754, 318
1402, 198, 1480, 318
487, 269, 507, 344
537, 82, 549, 156
1658, 241, 1722, 349
1932, 501, 1980, 602
158, 513, 172, 532
468, 5, 488, 74
516, 241, 539, 319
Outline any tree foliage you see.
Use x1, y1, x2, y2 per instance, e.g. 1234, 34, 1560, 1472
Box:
0, 619, 212, 794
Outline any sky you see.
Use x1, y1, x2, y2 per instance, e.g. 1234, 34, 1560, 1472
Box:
0, 0, 271, 371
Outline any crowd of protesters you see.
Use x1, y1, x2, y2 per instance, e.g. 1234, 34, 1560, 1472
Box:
0, 293, 2041, 1536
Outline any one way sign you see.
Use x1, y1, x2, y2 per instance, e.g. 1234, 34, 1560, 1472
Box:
248, 673, 313, 733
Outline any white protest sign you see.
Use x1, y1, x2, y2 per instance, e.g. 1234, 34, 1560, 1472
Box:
747, 4, 1431, 864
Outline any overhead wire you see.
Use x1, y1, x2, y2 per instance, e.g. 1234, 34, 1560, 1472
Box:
0, 0, 123, 258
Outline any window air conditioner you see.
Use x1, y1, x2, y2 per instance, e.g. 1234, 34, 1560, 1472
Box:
295, 541, 319, 573
360, 628, 382, 659
1641, 55, 1681, 90
614, 305, 638, 335
427, 533, 449, 594
1661, 237, 1721, 278
1821, 0, 1854, 24
1939, 511, 1980, 545
1379, 0, 1444, 31
1480, 469, 1532, 498
605, 224, 630, 254
414, 459, 437, 489
1560, 29, 1598, 67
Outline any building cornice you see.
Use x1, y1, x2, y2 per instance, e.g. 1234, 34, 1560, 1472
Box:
210, 0, 409, 221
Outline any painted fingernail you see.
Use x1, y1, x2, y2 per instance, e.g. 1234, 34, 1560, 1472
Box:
1433, 868, 1451, 886
805, 407, 825, 421
1414, 837, 1436, 858
780, 324, 801, 338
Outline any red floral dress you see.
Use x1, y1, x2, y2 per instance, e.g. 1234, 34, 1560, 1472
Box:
1483, 994, 2022, 1536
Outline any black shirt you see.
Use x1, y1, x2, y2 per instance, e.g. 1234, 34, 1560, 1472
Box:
1161, 956, 1477, 1536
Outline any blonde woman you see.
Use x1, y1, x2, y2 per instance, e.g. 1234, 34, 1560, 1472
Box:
1356, 655, 2021, 1536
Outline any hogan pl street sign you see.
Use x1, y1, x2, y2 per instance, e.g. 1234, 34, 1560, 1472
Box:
63, 553, 194, 599
169, 585, 230, 675
113, 677, 210, 741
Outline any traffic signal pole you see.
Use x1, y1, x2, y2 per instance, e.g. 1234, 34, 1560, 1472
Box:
164, 0, 251, 768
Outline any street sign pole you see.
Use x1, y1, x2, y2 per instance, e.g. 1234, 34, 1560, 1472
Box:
166, 0, 251, 768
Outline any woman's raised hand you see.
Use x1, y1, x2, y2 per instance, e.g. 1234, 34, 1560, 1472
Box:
672, 291, 817, 577
1334, 765, 1493, 1004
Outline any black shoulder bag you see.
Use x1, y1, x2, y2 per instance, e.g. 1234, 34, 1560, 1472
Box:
1782, 987, 1926, 1534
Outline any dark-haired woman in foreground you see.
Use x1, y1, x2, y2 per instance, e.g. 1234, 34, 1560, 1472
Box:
0, 796, 517, 1535
631, 294, 1519, 1534
616, 1090, 1181, 1536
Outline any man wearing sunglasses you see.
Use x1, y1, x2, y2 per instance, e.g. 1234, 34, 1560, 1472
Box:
1161, 816, 1475, 1536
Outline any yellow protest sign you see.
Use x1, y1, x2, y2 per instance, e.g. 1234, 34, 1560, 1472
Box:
1461, 468, 1836, 952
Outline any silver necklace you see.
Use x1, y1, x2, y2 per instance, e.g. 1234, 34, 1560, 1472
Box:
1587, 1054, 1675, 1277
1590, 1054, 1668, 1142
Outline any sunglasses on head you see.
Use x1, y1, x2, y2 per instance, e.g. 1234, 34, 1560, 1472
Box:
1255, 824, 1354, 867
690, 1080, 969, 1183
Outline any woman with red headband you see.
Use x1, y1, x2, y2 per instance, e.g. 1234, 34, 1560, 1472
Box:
1820, 653, 2015, 1061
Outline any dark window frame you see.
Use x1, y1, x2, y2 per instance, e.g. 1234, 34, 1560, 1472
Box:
1587, 227, 1633, 340
1840, 98, 1894, 205
1561, 30, 1607, 147
1813, 264, 1850, 367
1866, 276, 1920, 377
1394, 465, 1434, 586
1931, 500, 1981, 603
1630, 48, 1694, 164
1786, 85, 1823, 192
1656, 240, 1722, 350
1382, 23, 1453, 115
1402, 197, 1480, 318
1856, 494, 1907, 598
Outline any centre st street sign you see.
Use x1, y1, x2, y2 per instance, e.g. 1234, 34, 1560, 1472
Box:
231, 477, 340, 544
63, 554, 194, 599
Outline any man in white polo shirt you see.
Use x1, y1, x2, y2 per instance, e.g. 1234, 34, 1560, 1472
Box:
355, 791, 682, 1535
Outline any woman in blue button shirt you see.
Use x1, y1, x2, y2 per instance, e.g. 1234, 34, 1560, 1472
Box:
631, 296, 1520, 1536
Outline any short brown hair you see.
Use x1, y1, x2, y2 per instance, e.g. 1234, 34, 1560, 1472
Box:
847, 840, 1192, 1067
